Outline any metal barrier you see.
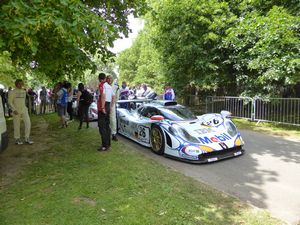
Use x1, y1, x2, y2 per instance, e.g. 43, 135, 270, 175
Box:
254, 98, 300, 126
205, 96, 300, 126
206, 96, 253, 120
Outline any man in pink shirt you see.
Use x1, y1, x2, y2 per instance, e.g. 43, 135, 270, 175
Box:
97, 73, 115, 151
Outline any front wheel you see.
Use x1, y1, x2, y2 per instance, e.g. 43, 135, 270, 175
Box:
150, 125, 165, 155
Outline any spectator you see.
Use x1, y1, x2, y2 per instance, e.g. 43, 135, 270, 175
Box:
107, 76, 119, 141
141, 84, 151, 97
97, 73, 114, 151
27, 88, 37, 114
47, 89, 54, 112
8, 79, 33, 145
53, 83, 61, 112
39, 86, 47, 114
56, 82, 68, 128
119, 81, 129, 108
136, 84, 144, 97
163, 82, 175, 100
66, 82, 73, 122
77, 83, 90, 129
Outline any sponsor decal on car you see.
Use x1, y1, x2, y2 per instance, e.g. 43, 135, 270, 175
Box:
181, 145, 207, 156
179, 151, 199, 160
195, 127, 214, 134
198, 133, 232, 145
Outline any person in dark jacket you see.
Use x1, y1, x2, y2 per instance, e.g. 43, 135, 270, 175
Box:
77, 83, 90, 130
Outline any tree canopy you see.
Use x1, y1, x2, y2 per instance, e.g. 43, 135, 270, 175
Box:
117, 0, 300, 97
0, 0, 147, 84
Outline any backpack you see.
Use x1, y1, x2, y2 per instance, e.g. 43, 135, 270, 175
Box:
60, 88, 68, 107
82, 90, 93, 105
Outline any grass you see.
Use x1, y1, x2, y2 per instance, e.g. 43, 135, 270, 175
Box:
0, 114, 285, 225
233, 118, 300, 138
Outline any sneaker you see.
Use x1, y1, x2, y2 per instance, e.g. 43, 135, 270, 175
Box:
97, 146, 110, 151
102, 146, 110, 151
15, 139, 23, 145
112, 135, 118, 141
24, 138, 34, 145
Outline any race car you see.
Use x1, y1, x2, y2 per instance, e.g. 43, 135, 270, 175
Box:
116, 100, 244, 163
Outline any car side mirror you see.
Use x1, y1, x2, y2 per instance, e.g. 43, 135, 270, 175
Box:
220, 110, 232, 118
150, 115, 165, 121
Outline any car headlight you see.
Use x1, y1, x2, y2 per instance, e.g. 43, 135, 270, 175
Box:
225, 121, 238, 137
169, 124, 200, 143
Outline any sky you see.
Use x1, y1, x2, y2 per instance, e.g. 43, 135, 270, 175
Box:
110, 15, 144, 54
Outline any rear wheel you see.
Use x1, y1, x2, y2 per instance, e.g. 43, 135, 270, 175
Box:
150, 125, 165, 155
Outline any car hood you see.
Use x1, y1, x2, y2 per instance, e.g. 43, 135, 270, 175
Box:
169, 119, 239, 145
171, 120, 225, 134
170, 119, 243, 157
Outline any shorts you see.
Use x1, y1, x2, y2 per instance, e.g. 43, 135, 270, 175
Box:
57, 104, 66, 116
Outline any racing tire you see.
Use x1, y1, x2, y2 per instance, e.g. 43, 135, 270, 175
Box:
150, 125, 165, 155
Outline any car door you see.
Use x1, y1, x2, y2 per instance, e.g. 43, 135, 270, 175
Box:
136, 106, 162, 144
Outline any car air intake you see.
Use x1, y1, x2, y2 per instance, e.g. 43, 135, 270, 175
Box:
164, 101, 177, 106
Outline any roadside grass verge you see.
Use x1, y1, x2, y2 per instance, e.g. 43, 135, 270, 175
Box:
0, 114, 284, 225
233, 118, 300, 138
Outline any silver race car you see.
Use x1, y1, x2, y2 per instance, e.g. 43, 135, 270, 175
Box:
117, 100, 244, 163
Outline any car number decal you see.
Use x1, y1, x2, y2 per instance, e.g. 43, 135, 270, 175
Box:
201, 114, 224, 127
138, 125, 150, 143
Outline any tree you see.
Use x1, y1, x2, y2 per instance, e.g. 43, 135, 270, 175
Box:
142, 0, 237, 95
0, 0, 148, 82
224, 6, 300, 96
117, 0, 300, 97
117, 25, 165, 92
0, 51, 22, 87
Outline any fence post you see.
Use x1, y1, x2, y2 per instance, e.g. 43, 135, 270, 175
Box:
251, 97, 255, 121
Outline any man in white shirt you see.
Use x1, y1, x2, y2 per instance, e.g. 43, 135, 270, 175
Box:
141, 84, 151, 97
8, 79, 33, 145
107, 76, 119, 141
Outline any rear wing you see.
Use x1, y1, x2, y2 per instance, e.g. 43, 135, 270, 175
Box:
116, 99, 178, 110
153, 100, 177, 106
117, 99, 178, 105
117, 99, 153, 104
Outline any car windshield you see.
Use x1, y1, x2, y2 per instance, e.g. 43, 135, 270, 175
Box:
159, 105, 197, 121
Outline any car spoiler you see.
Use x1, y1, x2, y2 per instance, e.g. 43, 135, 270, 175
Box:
116, 99, 178, 106
117, 99, 153, 103
153, 100, 177, 106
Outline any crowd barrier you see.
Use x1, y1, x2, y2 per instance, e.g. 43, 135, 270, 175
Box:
205, 96, 300, 126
